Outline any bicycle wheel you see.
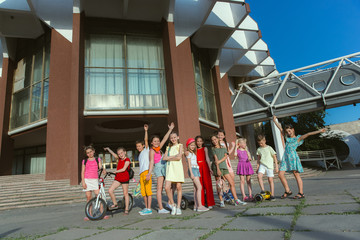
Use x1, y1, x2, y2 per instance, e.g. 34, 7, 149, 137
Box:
122, 194, 134, 212
85, 197, 107, 220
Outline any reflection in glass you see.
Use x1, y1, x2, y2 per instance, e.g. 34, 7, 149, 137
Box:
42, 81, 49, 118
30, 82, 42, 122
11, 89, 30, 129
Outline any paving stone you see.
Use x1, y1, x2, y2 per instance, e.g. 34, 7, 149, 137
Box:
292, 231, 360, 240
125, 218, 181, 230
224, 216, 292, 230
305, 194, 357, 205
303, 203, 360, 215
83, 229, 149, 240
39, 229, 100, 240
173, 216, 231, 229
295, 215, 360, 231
255, 199, 300, 207
136, 229, 209, 240
243, 206, 295, 215
195, 208, 244, 218
207, 230, 285, 240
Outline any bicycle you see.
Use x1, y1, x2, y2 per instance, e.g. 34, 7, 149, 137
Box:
85, 169, 134, 220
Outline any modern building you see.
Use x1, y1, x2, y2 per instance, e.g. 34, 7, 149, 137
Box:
0, 0, 276, 184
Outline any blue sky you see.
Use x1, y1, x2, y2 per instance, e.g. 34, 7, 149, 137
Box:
249, 0, 360, 125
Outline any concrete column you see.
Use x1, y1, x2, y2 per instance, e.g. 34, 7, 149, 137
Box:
212, 68, 236, 145
45, 29, 72, 180
271, 119, 285, 161
69, 12, 85, 185
162, 21, 201, 141
162, 21, 201, 176
0, 57, 14, 175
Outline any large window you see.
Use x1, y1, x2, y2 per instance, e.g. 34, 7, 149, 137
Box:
10, 35, 50, 130
85, 34, 167, 110
192, 47, 218, 123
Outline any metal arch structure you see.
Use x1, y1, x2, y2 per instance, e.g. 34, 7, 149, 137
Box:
232, 52, 360, 126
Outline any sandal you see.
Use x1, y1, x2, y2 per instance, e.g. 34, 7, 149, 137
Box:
293, 193, 305, 199
281, 190, 293, 199
103, 215, 110, 220
123, 210, 129, 216
109, 204, 118, 209
83, 217, 89, 221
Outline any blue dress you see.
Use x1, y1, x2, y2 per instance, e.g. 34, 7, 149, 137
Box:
280, 135, 304, 173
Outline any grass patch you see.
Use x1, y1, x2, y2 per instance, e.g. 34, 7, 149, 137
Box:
285, 199, 306, 240
131, 230, 153, 240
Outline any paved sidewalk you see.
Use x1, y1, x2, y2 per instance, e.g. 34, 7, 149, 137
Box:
0, 168, 359, 240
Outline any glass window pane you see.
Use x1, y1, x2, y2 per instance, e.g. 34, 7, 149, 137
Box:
30, 82, 42, 122
13, 58, 26, 92
33, 49, 43, 83
42, 80, 49, 118
24, 56, 32, 88
127, 37, 164, 69
10, 88, 30, 129
201, 65, 214, 92
87, 35, 125, 68
204, 90, 217, 123
193, 60, 202, 85
85, 68, 126, 109
196, 84, 206, 119
128, 69, 165, 109
44, 43, 50, 79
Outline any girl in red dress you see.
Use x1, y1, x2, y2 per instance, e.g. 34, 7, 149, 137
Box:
104, 147, 131, 215
195, 136, 215, 208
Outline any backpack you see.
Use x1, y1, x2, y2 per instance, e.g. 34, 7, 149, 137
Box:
84, 157, 100, 169
128, 161, 134, 180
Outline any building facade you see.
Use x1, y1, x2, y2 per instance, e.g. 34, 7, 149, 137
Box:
0, 0, 275, 184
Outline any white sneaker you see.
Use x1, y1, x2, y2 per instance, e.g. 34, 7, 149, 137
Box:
219, 201, 225, 208
208, 206, 213, 210
166, 203, 173, 210
158, 208, 170, 214
235, 199, 247, 206
171, 205, 177, 215
176, 208, 182, 215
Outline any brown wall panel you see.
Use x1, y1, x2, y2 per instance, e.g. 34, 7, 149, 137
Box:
162, 21, 201, 176
212, 66, 236, 146
45, 29, 72, 180
0, 58, 15, 175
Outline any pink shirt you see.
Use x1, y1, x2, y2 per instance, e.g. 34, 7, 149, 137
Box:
82, 158, 101, 179
154, 151, 162, 164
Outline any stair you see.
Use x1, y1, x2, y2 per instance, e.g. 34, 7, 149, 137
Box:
0, 161, 324, 211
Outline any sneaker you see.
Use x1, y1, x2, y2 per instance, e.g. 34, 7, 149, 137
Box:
208, 206, 213, 210
243, 196, 249, 202
171, 205, 177, 215
140, 209, 153, 216
235, 199, 247, 206
138, 208, 147, 214
269, 196, 276, 201
166, 203, 173, 211
197, 207, 209, 212
176, 208, 182, 215
158, 208, 170, 214
193, 207, 198, 212
219, 201, 225, 208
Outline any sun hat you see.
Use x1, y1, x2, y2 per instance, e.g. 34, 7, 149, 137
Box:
186, 138, 195, 148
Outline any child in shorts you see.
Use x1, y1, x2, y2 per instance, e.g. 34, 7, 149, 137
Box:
137, 124, 152, 216
256, 135, 278, 201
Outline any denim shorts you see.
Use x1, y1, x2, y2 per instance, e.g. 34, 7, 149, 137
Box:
189, 167, 201, 178
154, 161, 166, 178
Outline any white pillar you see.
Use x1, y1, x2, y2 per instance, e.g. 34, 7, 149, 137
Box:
271, 119, 284, 161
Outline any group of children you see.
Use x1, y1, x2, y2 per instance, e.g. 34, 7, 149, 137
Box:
81, 116, 325, 220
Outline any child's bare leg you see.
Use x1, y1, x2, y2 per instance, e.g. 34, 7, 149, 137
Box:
193, 184, 197, 209
278, 170, 291, 193
193, 177, 204, 208
122, 184, 129, 211
268, 177, 274, 196
257, 173, 265, 192
293, 171, 303, 194
157, 176, 165, 209
143, 196, 148, 209
240, 175, 246, 200
85, 191, 92, 202
215, 176, 223, 201
176, 182, 182, 207
246, 175, 252, 197
224, 174, 238, 200
147, 196, 152, 209
108, 181, 121, 206
165, 180, 174, 205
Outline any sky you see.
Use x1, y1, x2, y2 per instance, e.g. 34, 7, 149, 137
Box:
248, 0, 360, 125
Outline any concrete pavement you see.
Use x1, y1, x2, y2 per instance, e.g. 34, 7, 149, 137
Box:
0, 167, 359, 240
